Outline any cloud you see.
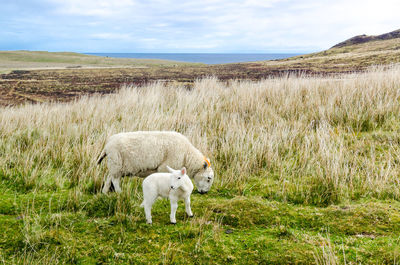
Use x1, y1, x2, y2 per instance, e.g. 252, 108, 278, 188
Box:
90, 33, 133, 40
48, 0, 137, 17
1, 0, 399, 52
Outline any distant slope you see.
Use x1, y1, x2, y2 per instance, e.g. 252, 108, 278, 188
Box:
0, 50, 200, 72
332, 29, 400, 48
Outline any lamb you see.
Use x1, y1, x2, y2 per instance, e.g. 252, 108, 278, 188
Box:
97, 131, 214, 194
141, 166, 193, 224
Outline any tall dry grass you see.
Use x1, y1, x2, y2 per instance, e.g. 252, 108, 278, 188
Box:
1, 65, 400, 205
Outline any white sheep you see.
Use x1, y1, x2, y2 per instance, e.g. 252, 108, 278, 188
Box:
141, 166, 193, 224
97, 131, 214, 194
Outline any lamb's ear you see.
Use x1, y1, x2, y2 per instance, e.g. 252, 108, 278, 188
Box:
181, 167, 187, 175
166, 166, 174, 173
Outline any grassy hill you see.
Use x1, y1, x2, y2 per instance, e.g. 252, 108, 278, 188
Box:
257, 30, 400, 73
331, 29, 400, 48
1, 66, 400, 264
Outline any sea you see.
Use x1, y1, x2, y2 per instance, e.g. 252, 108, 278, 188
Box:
85, 53, 301, 65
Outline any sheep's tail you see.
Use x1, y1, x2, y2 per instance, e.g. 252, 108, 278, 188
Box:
97, 149, 107, 164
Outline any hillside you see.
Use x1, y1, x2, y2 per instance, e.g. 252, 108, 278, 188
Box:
258, 29, 400, 73
332, 29, 400, 48
0, 50, 199, 72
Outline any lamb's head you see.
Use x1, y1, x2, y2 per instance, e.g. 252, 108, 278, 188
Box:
193, 158, 214, 194
167, 166, 187, 190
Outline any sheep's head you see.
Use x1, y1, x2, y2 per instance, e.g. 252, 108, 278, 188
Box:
167, 166, 187, 190
193, 158, 214, 194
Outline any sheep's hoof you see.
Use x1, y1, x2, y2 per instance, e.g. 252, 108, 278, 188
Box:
189, 215, 194, 218
170, 222, 176, 225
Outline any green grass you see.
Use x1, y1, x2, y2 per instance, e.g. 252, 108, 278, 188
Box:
1, 186, 399, 264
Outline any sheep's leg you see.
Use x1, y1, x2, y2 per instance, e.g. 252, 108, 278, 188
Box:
184, 196, 193, 217
111, 176, 122, 193
103, 151, 122, 193
102, 174, 113, 194
170, 197, 178, 224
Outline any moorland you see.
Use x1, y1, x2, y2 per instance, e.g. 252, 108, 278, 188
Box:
1, 30, 400, 106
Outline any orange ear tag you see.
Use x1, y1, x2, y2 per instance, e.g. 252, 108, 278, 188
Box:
204, 156, 211, 167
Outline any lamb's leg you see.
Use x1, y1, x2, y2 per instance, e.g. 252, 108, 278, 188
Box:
169, 197, 178, 224
184, 195, 193, 217
143, 191, 157, 224
143, 200, 153, 224
102, 174, 113, 194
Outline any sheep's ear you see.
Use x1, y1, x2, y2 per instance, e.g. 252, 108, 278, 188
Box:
203, 157, 211, 169
181, 167, 186, 175
166, 166, 174, 173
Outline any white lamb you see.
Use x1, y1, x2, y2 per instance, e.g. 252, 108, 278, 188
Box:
141, 166, 193, 224
97, 131, 214, 194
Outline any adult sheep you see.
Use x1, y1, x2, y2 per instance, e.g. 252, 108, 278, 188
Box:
97, 131, 214, 194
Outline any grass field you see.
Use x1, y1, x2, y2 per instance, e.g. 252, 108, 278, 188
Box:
0, 51, 200, 74
1, 65, 400, 264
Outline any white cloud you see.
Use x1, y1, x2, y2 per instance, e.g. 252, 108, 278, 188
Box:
2, 0, 400, 52
49, 0, 137, 17
91, 33, 133, 40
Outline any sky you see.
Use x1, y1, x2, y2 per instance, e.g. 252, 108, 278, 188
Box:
1, 0, 399, 53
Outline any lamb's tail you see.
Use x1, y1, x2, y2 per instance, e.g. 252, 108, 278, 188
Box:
97, 149, 107, 164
